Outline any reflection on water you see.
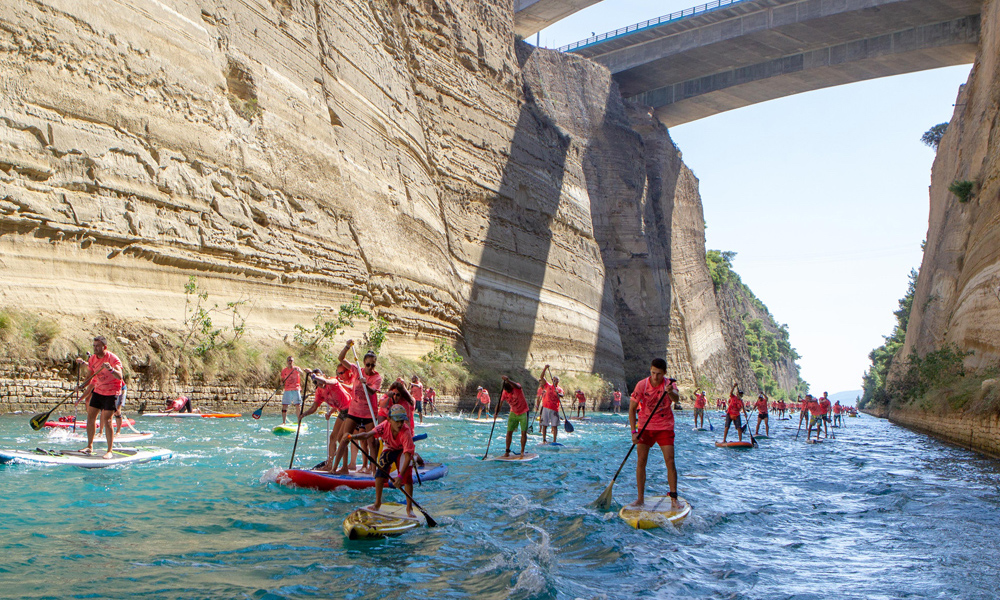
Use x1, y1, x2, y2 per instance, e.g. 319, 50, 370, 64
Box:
0, 413, 998, 599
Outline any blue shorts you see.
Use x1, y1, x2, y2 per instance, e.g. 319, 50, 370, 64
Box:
282, 390, 302, 406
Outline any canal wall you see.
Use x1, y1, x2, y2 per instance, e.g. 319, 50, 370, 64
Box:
884, 406, 1000, 460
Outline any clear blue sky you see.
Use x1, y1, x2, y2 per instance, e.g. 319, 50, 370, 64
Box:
535, 1, 972, 394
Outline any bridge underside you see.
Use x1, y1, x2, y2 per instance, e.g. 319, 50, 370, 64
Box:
631, 16, 979, 127
513, 0, 603, 38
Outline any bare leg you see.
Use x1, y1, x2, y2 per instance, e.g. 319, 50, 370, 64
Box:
504, 430, 513, 456
404, 482, 414, 517
662, 445, 680, 509
281, 406, 287, 424
373, 478, 384, 511
101, 409, 115, 459
765, 417, 770, 436
631, 444, 650, 506
83, 403, 99, 452
723, 421, 730, 443
519, 428, 527, 455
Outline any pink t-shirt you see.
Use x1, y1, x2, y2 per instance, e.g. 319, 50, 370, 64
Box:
377, 394, 415, 430
347, 364, 382, 419
541, 381, 562, 411
280, 367, 301, 391
477, 389, 490, 405
316, 383, 350, 411
613, 391, 622, 404
372, 420, 415, 453
501, 383, 528, 415
694, 393, 707, 409
575, 391, 586, 405
410, 382, 424, 402
631, 377, 674, 432
88, 352, 123, 396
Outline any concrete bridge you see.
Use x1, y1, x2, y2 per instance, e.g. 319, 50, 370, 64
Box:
514, 0, 604, 37
533, 0, 981, 127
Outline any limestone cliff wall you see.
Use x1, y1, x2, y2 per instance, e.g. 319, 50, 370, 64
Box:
902, 0, 1000, 370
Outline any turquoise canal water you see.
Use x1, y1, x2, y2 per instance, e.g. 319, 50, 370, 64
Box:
1, 411, 999, 599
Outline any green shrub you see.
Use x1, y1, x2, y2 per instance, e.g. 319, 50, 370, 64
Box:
949, 180, 975, 203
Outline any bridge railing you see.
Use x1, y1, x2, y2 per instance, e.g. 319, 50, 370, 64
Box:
557, 0, 755, 52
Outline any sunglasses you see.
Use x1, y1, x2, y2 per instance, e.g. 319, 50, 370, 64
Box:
364, 362, 375, 368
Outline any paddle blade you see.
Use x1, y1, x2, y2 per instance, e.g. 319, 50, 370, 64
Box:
593, 481, 615, 511
28, 412, 48, 431
251, 409, 262, 420
564, 419, 575, 433
422, 509, 438, 528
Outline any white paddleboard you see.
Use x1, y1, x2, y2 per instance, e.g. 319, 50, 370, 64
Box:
485, 452, 540, 462
0, 447, 172, 468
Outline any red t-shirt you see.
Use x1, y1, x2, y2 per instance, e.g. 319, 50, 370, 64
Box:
631, 377, 674, 431
280, 367, 301, 391
833, 404, 842, 414
477, 389, 490, 405
347, 364, 382, 419
808, 400, 824, 416
410, 382, 424, 402
88, 352, 123, 396
372, 420, 415, 454
501, 383, 529, 415
694, 393, 706, 409
754, 398, 768, 415
316, 382, 350, 411
575, 391, 586, 405
727, 394, 744, 418
613, 391, 622, 404
820, 399, 831, 414
425, 389, 435, 402
541, 381, 562, 411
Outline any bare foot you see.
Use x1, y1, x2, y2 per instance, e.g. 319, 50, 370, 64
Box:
502, 451, 510, 457
407, 510, 416, 518
102, 451, 114, 459
371, 502, 381, 512
629, 499, 645, 508
79, 447, 93, 454
671, 499, 682, 510
332, 468, 349, 476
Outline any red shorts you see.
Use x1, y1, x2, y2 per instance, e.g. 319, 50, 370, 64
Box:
637, 429, 674, 447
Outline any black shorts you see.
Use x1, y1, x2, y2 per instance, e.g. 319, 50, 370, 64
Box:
758, 412, 768, 420
823, 415, 831, 422
415, 401, 423, 414
375, 448, 412, 484
347, 415, 374, 427
725, 414, 742, 428
90, 392, 117, 412
337, 409, 349, 421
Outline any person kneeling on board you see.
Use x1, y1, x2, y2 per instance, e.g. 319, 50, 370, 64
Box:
498, 375, 529, 457
350, 405, 416, 518
722, 383, 745, 444
629, 358, 681, 510
164, 395, 195, 413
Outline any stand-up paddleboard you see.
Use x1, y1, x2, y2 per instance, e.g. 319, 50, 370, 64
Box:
692, 427, 708, 432
538, 442, 564, 447
0, 447, 172, 468
279, 462, 447, 491
485, 452, 539, 462
414, 423, 436, 428
141, 412, 241, 418
44, 418, 135, 429
60, 432, 155, 444
343, 503, 423, 540
805, 438, 823, 444
273, 422, 307, 436
715, 441, 753, 448
619, 496, 691, 529
463, 418, 494, 424
754, 435, 771, 439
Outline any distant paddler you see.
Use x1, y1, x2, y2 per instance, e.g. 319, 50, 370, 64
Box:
612, 389, 622, 414
721, 383, 745, 444
693, 390, 707, 428
279, 356, 305, 425
474, 386, 491, 419
753, 393, 769, 437
349, 405, 416, 518
330, 340, 382, 476
424, 387, 436, 415
534, 365, 564, 444
819, 392, 832, 437
163, 395, 196, 413
628, 358, 680, 510
805, 394, 825, 441
409, 376, 425, 424
300, 366, 353, 472
497, 375, 529, 457
74, 336, 124, 459
574, 390, 587, 418
833, 400, 843, 427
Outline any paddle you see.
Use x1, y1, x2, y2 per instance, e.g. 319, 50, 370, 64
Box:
72, 362, 80, 433
348, 438, 437, 527
547, 368, 574, 433
593, 387, 670, 510
288, 374, 310, 469
707, 416, 714, 432
741, 409, 758, 448
482, 381, 502, 460
253, 369, 297, 419
350, 346, 378, 420
29, 387, 81, 431
795, 407, 805, 440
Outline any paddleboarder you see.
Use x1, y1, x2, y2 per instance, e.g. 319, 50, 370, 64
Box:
410, 376, 425, 424
819, 392, 832, 437
424, 387, 436, 415
721, 383, 745, 444
575, 390, 587, 418
163, 395, 194, 413
805, 394, 825, 441
628, 358, 680, 510
693, 390, 707, 428
535, 365, 563, 444
474, 386, 491, 419
301, 367, 353, 472
833, 400, 843, 426
74, 336, 124, 459
753, 393, 769, 437
612, 389, 622, 414
279, 356, 305, 424
497, 375, 529, 457
331, 340, 383, 476
350, 405, 416, 518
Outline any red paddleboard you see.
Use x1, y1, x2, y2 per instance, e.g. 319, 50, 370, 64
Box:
278, 462, 448, 491
715, 441, 753, 448
44, 418, 135, 429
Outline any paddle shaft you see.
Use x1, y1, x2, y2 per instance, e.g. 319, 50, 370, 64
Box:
30, 387, 81, 430
483, 380, 503, 460
72, 363, 80, 433
741, 409, 758, 447
348, 438, 437, 527
795, 407, 805, 439
547, 368, 574, 433
254, 369, 297, 418
608, 388, 671, 486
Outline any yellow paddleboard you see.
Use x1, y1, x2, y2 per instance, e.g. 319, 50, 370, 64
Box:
343, 503, 423, 540
618, 496, 691, 530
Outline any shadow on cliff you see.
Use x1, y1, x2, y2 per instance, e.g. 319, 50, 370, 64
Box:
459, 44, 570, 371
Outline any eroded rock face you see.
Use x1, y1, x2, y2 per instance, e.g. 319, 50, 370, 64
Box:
902, 0, 1000, 370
